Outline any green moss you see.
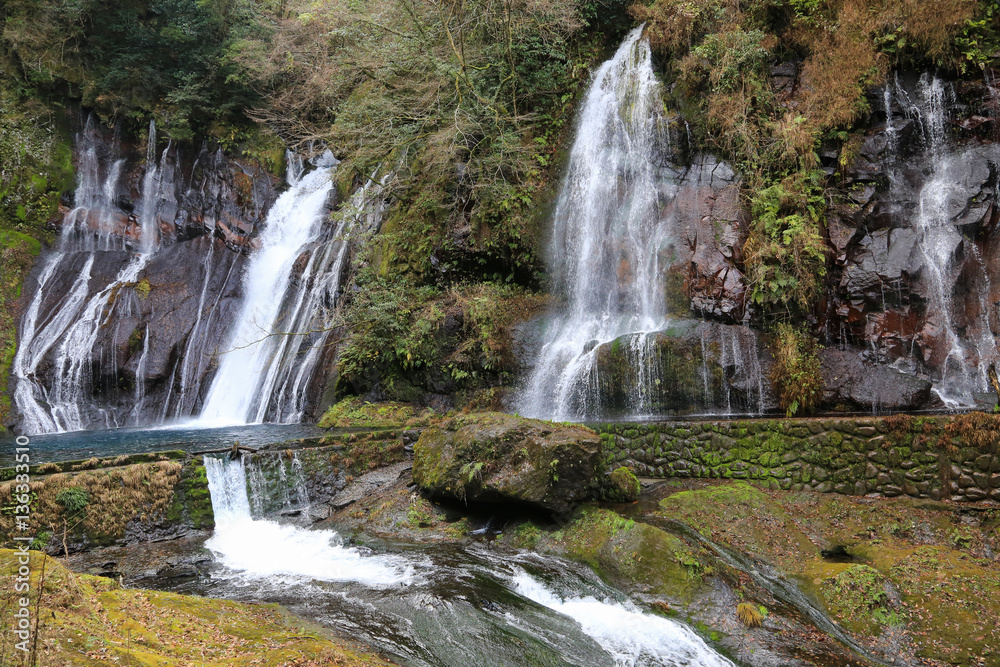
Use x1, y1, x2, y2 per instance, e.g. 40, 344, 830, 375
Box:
603, 466, 641, 503
516, 507, 706, 601
822, 564, 905, 634
318, 398, 428, 429
0, 550, 393, 665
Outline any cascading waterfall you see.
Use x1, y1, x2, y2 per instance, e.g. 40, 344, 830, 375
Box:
885, 73, 999, 405
196, 151, 337, 425
198, 159, 387, 425
518, 27, 673, 421
12, 118, 171, 433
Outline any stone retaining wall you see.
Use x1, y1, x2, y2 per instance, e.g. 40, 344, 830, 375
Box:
598, 416, 1000, 502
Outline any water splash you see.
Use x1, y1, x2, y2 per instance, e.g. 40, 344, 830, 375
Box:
203, 454, 413, 585
513, 570, 734, 667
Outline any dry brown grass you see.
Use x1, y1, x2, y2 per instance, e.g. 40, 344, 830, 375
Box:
737, 602, 764, 627
0, 461, 182, 549
944, 411, 1000, 452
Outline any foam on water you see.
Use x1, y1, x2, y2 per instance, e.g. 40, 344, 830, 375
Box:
513, 571, 734, 667
203, 455, 414, 587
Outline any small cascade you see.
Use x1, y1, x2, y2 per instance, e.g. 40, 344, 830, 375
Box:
884, 73, 999, 405
204, 454, 253, 525
513, 571, 734, 667
137, 120, 177, 254
718, 326, 768, 415
171, 238, 225, 418
131, 324, 151, 420
198, 159, 388, 425
139, 120, 162, 253
245, 452, 310, 516
518, 27, 673, 421
203, 453, 413, 585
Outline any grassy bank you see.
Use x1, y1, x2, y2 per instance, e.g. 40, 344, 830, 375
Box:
0, 549, 395, 666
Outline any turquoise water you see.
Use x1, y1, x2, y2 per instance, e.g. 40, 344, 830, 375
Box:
0, 422, 323, 466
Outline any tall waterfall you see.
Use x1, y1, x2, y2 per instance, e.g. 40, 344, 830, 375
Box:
885, 73, 999, 405
197, 157, 387, 425
517, 27, 673, 421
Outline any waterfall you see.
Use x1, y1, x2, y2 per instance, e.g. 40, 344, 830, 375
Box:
203, 454, 413, 585
518, 27, 671, 421
14, 117, 383, 434
198, 160, 387, 425
196, 151, 336, 425
884, 73, 999, 405
139, 120, 161, 253
12, 117, 171, 434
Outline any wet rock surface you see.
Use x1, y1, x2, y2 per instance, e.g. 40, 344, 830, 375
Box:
590, 319, 778, 416
820, 349, 934, 411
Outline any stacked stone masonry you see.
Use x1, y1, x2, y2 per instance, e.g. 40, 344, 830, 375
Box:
597, 416, 1000, 503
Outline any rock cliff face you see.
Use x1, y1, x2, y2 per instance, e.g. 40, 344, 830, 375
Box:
644, 69, 1000, 414
10, 118, 283, 433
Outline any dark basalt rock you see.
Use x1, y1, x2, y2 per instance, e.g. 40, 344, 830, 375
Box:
820, 348, 933, 411
412, 412, 602, 517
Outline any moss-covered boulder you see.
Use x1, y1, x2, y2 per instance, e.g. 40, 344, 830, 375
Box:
602, 466, 641, 502
412, 412, 601, 516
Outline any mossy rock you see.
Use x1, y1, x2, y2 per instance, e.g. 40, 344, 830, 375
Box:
318, 397, 428, 429
505, 508, 707, 601
602, 466, 641, 503
413, 412, 601, 517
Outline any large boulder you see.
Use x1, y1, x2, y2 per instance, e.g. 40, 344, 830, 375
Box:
412, 413, 601, 517
820, 349, 933, 411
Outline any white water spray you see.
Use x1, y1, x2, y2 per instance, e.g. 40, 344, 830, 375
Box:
513, 571, 735, 667
203, 455, 413, 586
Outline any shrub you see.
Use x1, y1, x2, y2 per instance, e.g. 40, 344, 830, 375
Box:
769, 323, 823, 417
55, 487, 89, 516
744, 172, 828, 313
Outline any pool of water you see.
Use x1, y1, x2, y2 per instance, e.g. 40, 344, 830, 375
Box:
0, 422, 324, 466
